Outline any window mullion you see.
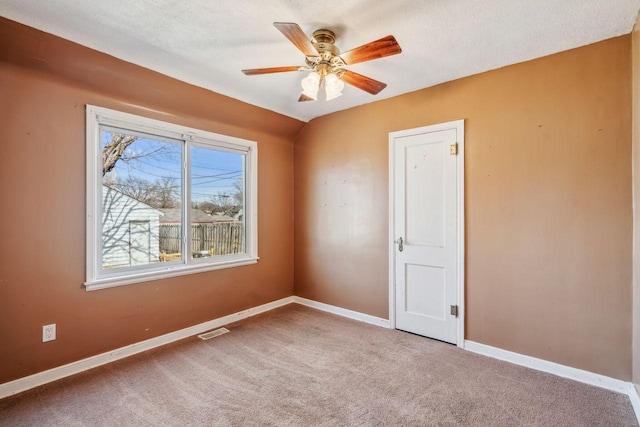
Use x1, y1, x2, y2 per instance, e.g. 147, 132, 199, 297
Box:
183, 138, 191, 264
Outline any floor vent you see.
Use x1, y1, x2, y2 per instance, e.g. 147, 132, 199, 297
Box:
198, 327, 230, 341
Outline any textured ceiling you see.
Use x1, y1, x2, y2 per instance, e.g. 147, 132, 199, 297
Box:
1, 0, 639, 122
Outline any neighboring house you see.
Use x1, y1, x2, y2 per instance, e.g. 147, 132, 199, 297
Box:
102, 185, 163, 268
211, 212, 236, 222
160, 208, 235, 223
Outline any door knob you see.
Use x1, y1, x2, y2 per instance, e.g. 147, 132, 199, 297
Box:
396, 237, 403, 252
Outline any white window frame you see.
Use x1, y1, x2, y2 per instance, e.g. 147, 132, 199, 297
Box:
85, 105, 258, 291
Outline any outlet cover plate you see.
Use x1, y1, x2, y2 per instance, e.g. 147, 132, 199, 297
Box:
43, 324, 56, 342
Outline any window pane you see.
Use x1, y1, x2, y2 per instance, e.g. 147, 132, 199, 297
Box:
190, 145, 245, 259
101, 129, 182, 269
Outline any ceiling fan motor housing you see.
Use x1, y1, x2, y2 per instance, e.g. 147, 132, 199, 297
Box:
312, 29, 340, 56
306, 29, 345, 76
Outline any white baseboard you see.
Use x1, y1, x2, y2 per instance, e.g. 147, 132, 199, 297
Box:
465, 340, 630, 393
292, 296, 391, 328
466, 339, 633, 389
466, 340, 640, 424
0, 296, 294, 399
628, 384, 640, 425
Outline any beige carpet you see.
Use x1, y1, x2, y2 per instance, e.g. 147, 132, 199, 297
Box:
0, 304, 636, 426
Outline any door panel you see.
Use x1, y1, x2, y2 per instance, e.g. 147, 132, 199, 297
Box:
405, 142, 445, 247
393, 126, 460, 344
405, 264, 446, 320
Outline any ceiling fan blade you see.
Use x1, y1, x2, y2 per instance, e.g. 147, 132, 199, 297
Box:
242, 66, 301, 75
298, 93, 316, 102
340, 35, 402, 65
273, 22, 319, 57
341, 70, 387, 95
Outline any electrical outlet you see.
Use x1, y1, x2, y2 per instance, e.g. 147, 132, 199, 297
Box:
43, 324, 56, 342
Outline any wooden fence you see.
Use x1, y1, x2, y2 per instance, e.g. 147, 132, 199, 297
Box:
159, 222, 244, 256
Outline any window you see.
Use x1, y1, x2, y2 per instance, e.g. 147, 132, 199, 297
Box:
86, 105, 257, 290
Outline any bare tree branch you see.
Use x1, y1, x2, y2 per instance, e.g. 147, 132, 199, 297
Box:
107, 176, 179, 209
102, 134, 137, 176
208, 188, 242, 217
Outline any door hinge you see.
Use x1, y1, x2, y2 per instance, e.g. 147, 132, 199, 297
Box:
450, 305, 459, 317
450, 143, 458, 155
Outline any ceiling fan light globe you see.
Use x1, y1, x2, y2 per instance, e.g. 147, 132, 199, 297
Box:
324, 73, 344, 101
301, 71, 320, 91
324, 72, 339, 85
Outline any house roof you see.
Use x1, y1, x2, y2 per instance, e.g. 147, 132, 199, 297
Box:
160, 208, 234, 223
103, 185, 164, 215
2, 1, 639, 122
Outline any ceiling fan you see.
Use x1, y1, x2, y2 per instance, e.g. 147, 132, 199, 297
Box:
242, 22, 402, 102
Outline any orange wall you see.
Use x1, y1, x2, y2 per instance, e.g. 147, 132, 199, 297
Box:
0, 18, 303, 383
295, 36, 633, 380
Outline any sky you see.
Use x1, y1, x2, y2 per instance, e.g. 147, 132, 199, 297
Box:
101, 130, 244, 203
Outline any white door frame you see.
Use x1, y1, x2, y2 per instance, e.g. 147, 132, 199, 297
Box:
388, 119, 465, 348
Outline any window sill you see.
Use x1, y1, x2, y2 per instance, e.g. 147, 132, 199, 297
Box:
84, 257, 259, 291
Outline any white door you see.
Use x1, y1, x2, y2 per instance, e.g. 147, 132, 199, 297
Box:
129, 221, 151, 265
390, 121, 463, 345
